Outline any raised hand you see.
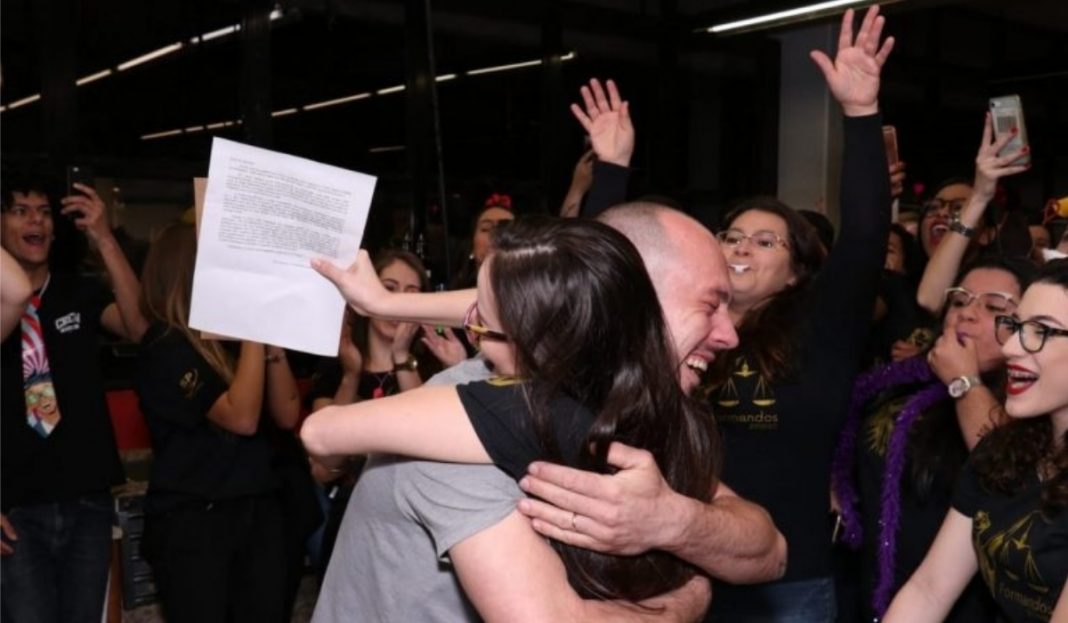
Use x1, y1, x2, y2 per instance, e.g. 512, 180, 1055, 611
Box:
973, 112, 1030, 199
338, 314, 363, 377
809, 6, 895, 116
391, 321, 420, 362
570, 79, 634, 167
312, 250, 389, 317
420, 324, 467, 368
60, 183, 112, 243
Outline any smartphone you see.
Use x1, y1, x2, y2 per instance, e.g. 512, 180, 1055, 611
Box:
989, 95, 1031, 166
66, 164, 95, 196
882, 125, 899, 165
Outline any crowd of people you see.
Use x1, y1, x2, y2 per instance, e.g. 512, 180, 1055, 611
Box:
2, 5, 1066, 623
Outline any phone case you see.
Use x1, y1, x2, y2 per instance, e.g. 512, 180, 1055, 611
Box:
989, 95, 1030, 166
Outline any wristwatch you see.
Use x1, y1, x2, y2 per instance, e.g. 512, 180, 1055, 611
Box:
393, 355, 419, 373
947, 375, 981, 399
948, 215, 975, 239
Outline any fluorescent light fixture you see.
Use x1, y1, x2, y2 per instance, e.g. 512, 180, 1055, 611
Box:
467, 58, 542, 76
376, 85, 406, 95
199, 24, 239, 43
141, 128, 183, 140
270, 7, 284, 20
206, 121, 232, 130
435, 73, 457, 82
118, 42, 184, 71
76, 69, 113, 86
561, 52, 576, 61
369, 145, 406, 153
0, 106, 6, 112
6, 94, 42, 110
706, 0, 871, 33
304, 92, 372, 111
272, 108, 299, 118
184, 125, 205, 132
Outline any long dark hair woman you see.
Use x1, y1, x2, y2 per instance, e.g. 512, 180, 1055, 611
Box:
302, 216, 718, 603
885, 258, 1068, 622
137, 224, 299, 623
697, 6, 896, 619
833, 257, 1035, 621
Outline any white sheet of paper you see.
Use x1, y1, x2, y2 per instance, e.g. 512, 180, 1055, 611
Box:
189, 137, 376, 356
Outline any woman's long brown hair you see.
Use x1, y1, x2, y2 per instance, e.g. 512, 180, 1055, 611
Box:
139, 224, 234, 382
489, 216, 718, 602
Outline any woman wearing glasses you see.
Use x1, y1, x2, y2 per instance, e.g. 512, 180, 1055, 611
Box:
699, 8, 896, 617
833, 257, 1035, 621
884, 258, 1068, 622
916, 113, 1031, 317
301, 216, 717, 614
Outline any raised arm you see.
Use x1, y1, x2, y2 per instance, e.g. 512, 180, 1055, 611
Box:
916, 113, 1030, 315
452, 509, 712, 623
265, 345, 301, 430
63, 183, 149, 342
300, 384, 491, 464
1, 247, 32, 340
313, 250, 474, 326
206, 341, 266, 436
882, 509, 979, 622
517, 443, 786, 583
573, 78, 634, 219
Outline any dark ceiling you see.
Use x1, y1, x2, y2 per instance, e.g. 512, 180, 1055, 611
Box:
2, 0, 1066, 216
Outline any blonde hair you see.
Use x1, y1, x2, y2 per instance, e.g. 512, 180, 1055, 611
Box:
139, 224, 234, 382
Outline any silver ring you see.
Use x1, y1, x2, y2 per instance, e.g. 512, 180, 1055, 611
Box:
570, 512, 579, 531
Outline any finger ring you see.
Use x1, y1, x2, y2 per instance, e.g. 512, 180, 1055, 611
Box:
570, 512, 579, 531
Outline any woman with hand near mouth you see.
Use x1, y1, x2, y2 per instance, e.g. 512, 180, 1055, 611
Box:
883, 258, 1068, 623
833, 257, 1034, 621
917, 114, 1031, 316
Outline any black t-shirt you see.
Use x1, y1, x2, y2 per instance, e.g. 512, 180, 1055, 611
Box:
1, 272, 124, 512
855, 388, 996, 622
457, 379, 592, 479
306, 357, 399, 405
705, 114, 892, 586
136, 323, 274, 514
953, 445, 1068, 623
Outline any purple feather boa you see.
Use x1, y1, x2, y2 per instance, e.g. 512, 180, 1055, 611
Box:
831, 356, 949, 618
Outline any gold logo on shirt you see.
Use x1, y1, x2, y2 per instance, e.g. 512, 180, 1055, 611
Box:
179, 369, 201, 399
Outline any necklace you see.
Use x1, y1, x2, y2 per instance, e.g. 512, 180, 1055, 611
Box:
366, 370, 394, 399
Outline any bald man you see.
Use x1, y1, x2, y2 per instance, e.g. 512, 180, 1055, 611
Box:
309, 203, 784, 623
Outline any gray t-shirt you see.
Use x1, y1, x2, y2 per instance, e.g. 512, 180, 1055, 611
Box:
311, 356, 522, 623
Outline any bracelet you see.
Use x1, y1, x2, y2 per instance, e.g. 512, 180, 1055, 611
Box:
948, 220, 975, 239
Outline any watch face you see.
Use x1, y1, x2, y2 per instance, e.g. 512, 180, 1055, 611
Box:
948, 377, 969, 398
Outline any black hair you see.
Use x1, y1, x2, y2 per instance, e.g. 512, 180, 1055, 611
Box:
489, 216, 718, 601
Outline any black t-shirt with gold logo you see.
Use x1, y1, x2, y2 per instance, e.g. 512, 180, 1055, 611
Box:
953, 448, 1068, 622
136, 323, 274, 514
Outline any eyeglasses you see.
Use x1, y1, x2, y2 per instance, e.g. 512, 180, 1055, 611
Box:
944, 287, 1018, 314
463, 302, 508, 344
994, 316, 1068, 354
923, 198, 966, 216
716, 229, 789, 251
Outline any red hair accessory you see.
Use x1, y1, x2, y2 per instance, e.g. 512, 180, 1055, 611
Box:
484, 193, 513, 212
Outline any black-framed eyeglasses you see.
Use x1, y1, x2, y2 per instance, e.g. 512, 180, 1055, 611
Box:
944, 287, 1018, 314
716, 229, 789, 251
463, 301, 509, 344
995, 316, 1068, 354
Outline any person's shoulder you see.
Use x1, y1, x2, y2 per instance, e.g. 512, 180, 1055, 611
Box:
139, 323, 189, 354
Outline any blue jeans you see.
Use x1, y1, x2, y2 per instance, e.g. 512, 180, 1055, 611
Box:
1, 493, 114, 623
707, 577, 837, 623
